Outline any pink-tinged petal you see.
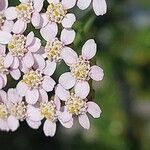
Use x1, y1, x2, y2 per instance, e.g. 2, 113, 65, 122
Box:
33, 54, 45, 70
19, 61, 29, 73
39, 89, 48, 102
12, 20, 27, 34
0, 90, 7, 103
0, 74, 7, 87
31, 11, 41, 27
42, 76, 56, 92
33, 0, 44, 12
2, 20, 14, 32
62, 0, 76, 9
10, 57, 19, 69
62, 13, 76, 28
4, 7, 17, 20
0, 119, 9, 131
0, 44, 6, 55
77, 0, 91, 10
0, 0, 8, 11
43, 120, 56, 137
78, 114, 90, 129
93, 0, 107, 16
28, 37, 41, 52
54, 96, 61, 110
25, 89, 39, 104
40, 13, 49, 28
82, 39, 97, 60
47, 0, 59, 4
27, 105, 42, 121
10, 69, 21, 80
0, 31, 12, 44
16, 82, 29, 96
55, 84, 70, 101
59, 72, 76, 90
43, 60, 56, 76
89, 65, 104, 81
60, 47, 77, 66
7, 115, 19, 131
7, 88, 22, 103
58, 110, 72, 123
23, 52, 34, 68
75, 81, 90, 99
0, 77, 4, 89
60, 29, 75, 45
87, 101, 102, 118
26, 119, 41, 129
4, 53, 14, 68
26, 32, 35, 47
60, 118, 73, 128
40, 22, 58, 42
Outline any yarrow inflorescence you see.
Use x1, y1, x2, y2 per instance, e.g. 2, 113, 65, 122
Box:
0, 0, 106, 137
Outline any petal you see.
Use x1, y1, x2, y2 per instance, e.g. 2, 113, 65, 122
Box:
47, 0, 59, 4
62, 13, 76, 28
25, 89, 39, 104
0, 119, 9, 131
0, 77, 4, 89
0, 90, 7, 103
0, 31, 12, 44
89, 65, 104, 81
77, 0, 91, 10
82, 39, 97, 60
33, 54, 45, 70
26, 32, 35, 47
0, 74, 7, 87
87, 102, 102, 118
59, 118, 73, 128
40, 22, 58, 41
7, 115, 19, 131
93, 0, 107, 16
60, 29, 75, 45
39, 89, 48, 102
0, 44, 6, 55
62, 0, 76, 9
58, 110, 72, 123
78, 114, 90, 129
4, 7, 17, 20
60, 47, 78, 66
75, 81, 90, 99
40, 13, 49, 28
28, 38, 41, 52
10, 69, 21, 80
33, 0, 44, 12
0, 0, 8, 11
31, 11, 41, 27
2, 20, 14, 32
10, 57, 19, 69
43, 60, 56, 76
42, 76, 56, 92
16, 82, 29, 96
26, 119, 41, 129
23, 52, 34, 68
4, 53, 14, 68
12, 20, 27, 34
59, 72, 76, 89
54, 96, 61, 110
55, 84, 70, 101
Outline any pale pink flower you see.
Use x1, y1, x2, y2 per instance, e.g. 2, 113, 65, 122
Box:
40, 0, 76, 41
59, 39, 104, 99
4, 0, 44, 34
0, 45, 21, 89
56, 84, 102, 129
42, 28, 75, 66
27, 96, 72, 137
3, 32, 42, 70
77, 0, 107, 16
16, 62, 56, 105
0, 90, 9, 131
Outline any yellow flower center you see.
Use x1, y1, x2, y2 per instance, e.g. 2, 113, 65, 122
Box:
46, 3, 67, 23
0, 12, 5, 29
22, 70, 43, 88
10, 101, 26, 120
8, 34, 28, 57
40, 101, 57, 121
45, 39, 63, 62
16, 3, 33, 22
71, 56, 91, 80
0, 103, 8, 119
66, 93, 86, 115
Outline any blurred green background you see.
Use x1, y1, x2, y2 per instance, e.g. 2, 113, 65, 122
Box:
0, 0, 150, 150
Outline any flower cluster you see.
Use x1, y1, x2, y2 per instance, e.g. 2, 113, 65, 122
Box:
0, 0, 106, 137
